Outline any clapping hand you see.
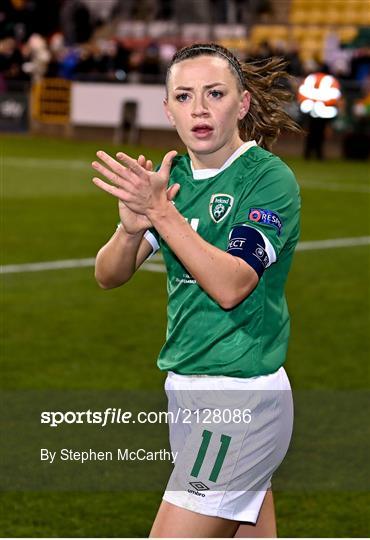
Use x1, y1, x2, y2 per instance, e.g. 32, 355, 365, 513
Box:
92, 150, 180, 235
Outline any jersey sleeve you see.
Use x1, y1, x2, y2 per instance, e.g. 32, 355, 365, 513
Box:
231, 161, 300, 259
143, 227, 160, 258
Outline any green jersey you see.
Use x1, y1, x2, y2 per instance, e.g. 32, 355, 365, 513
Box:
148, 144, 300, 378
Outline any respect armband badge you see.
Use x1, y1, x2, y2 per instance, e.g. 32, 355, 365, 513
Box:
248, 208, 282, 236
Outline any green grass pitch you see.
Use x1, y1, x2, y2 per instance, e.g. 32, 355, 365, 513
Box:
1, 134, 369, 537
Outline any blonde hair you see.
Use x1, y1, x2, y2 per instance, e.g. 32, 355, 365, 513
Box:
166, 43, 301, 151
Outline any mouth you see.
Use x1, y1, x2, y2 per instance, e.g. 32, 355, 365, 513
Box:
191, 124, 214, 138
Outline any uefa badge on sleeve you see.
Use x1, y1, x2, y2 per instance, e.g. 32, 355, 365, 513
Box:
209, 193, 234, 223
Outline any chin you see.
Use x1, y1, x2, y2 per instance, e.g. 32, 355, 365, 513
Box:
188, 141, 219, 155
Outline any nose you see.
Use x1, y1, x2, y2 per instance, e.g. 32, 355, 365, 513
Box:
191, 94, 209, 117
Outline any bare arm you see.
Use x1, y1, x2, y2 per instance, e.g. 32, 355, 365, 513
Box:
94, 154, 155, 289
148, 202, 258, 309
93, 153, 180, 289
95, 226, 153, 289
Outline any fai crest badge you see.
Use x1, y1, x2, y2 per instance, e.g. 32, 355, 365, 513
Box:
209, 193, 234, 223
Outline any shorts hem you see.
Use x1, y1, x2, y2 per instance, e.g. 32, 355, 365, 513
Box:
162, 493, 260, 524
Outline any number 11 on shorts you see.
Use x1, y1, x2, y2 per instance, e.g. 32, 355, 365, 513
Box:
191, 429, 232, 482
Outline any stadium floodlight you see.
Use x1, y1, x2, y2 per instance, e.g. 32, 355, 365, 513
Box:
298, 72, 341, 118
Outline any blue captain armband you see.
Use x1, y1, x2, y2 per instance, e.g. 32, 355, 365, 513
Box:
227, 225, 277, 278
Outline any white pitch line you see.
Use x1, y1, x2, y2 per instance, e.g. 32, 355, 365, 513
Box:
1, 237, 369, 275
3, 157, 88, 170
296, 236, 370, 251
142, 262, 167, 273
1, 258, 96, 273
0, 258, 166, 275
298, 180, 370, 193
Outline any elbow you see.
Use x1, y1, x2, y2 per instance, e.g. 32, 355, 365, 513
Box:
217, 294, 244, 310
215, 282, 258, 310
96, 278, 113, 290
94, 253, 131, 289
94, 269, 128, 289
214, 257, 259, 309
95, 274, 113, 289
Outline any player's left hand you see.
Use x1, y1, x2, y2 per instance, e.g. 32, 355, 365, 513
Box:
92, 149, 179, 216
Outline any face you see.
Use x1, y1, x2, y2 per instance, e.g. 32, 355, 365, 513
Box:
164, 55, 250, 168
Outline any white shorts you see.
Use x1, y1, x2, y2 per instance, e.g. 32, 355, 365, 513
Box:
162, 367, 293, 523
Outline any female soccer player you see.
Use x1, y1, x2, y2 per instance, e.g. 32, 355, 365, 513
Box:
92, 43, 301, 538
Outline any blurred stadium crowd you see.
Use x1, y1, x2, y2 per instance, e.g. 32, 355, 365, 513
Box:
1, 0, 369, 84
1, 0, 369, 157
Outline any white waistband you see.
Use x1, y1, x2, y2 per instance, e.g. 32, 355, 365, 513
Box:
166, 367, 290, 392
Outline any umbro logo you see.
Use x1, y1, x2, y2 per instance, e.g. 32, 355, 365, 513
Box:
189, 481, 209, 491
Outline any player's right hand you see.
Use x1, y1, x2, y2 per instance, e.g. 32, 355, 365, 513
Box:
117, 154, 180, 235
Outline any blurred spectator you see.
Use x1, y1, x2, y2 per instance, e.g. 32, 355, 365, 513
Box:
342, 73, 370, 159
303, 116, 329, 160
324, 31, 352, 78
0, 0, 61, 42
354, 74, 370, 117
58, 46, 80, 80
157, 0, 174, 20
285, 42, 303, 77
60, 0, 93, 46
246, 40, 274, 63
174, 0, 210, 24
22, 33, 50, 81
0, 36, 24, 84
98, 40, 130, 80
350, 48, 370, 84
138, 42, 161, 82
81, 0, 119, 24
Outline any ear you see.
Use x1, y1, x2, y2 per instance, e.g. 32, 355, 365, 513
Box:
238, 91, 250, 120
163, 98, 176, 127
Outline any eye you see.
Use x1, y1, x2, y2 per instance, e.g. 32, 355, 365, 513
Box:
175, 93, 189, 102
209, 90, 223, 98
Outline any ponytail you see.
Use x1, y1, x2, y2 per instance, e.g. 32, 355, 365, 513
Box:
238, 56, 300, 150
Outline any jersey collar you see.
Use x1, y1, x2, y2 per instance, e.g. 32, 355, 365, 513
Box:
190, 140, 257, 180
